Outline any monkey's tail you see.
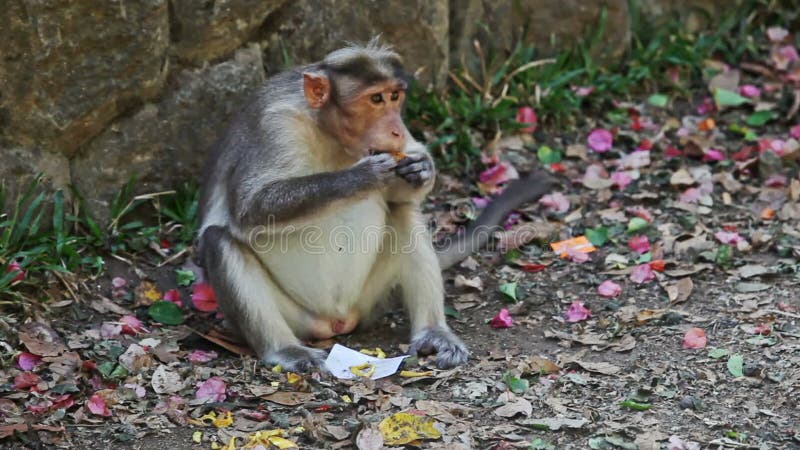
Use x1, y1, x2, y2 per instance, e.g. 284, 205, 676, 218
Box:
435, 170, 556, 270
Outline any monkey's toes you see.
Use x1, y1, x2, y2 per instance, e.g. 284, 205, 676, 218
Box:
409, 327, 469, 369
263, 345, 327, 373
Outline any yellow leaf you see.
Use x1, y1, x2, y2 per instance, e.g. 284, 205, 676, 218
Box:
399, 370, 434, 378
269, 436, 299, 449
379, 412, 441, 446
270, 381, 280, 388
221, 436, 237, 450
272, 364, 283, 373
212, 411, 233, 428
192, 431, 203, 443
286, 372, 301, 384
341, 395, 352, 404
144, 287, 162, 302
359, 347, 386, 359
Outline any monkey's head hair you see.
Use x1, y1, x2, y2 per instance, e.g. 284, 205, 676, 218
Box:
323, 37, 402, 67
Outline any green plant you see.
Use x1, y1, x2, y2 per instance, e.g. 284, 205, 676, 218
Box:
0, 176, 102, 303
159, 182, 199, 247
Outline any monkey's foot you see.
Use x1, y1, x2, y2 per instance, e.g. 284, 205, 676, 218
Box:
263, 344, 327, 372
409, 326, 469, 369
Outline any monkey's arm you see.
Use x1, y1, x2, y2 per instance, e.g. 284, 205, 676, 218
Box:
235, 153, 397, 228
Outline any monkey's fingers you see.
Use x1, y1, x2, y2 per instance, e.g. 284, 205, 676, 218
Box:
396, 161, 429, 175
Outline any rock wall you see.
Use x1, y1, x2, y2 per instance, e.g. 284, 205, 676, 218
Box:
0, 0, 728, 219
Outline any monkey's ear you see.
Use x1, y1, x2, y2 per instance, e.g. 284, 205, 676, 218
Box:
303, 72, 331, 108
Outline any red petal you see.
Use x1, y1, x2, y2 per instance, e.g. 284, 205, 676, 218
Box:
191, 282, 219, 312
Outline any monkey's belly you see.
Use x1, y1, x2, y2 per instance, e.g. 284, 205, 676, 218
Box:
256, 196, 387, 316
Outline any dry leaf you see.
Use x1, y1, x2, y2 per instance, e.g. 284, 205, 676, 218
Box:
663, 278, 694, 304
263, 391, 315, 406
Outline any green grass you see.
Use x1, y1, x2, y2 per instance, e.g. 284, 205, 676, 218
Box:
0, 175, 199, 306
406, 0, 792, 174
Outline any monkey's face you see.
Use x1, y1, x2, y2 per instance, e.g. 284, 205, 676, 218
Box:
336, 81, 408, 158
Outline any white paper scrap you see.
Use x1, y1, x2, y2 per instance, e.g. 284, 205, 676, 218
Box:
324, 344, 408, 380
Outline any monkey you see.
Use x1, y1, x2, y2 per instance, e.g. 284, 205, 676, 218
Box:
196, 39, 555, 372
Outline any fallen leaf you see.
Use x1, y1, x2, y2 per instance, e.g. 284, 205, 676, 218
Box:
727, 354, 744, 377
18, 322, 67, 357
356, 427, 384, 450
379, 412, 442, 445
263, 391, 315, 406
520, 416, 589, 431
664, 278, 694, 304
562, 358, 621, 375
151, 364, 184, 394
17, 352, 42, 371
494, 395, 533, 418
86, 393, 111, 417
454, 275, 483, 291
630, 264, 655, 283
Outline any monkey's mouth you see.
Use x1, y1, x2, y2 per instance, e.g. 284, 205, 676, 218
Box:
369, 149, 407, 161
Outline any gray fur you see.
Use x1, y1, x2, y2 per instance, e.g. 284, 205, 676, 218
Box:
409, 326, 469, 369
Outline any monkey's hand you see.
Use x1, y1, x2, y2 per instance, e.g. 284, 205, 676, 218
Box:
395, 153, 434, 188
409, 326, 469, 369
354, 153, 399, 186
263, 344, 328, 372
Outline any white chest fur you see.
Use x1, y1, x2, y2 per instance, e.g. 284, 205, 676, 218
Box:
255, 193, 388, 315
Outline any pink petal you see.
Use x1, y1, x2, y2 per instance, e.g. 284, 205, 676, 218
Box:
790, 124, 800, 139
679, 187, 702, 204
119, 315, 144, 335
619, 151, 650, 169
714, 231, 742, 244
703, 148, 726, 162
17, 352, 42, 371
111, 277, 127, 289
780, 45, 799, 62
767, 26, 789, 42
539, 192, 570, 213
188, 350, 219, 364
626, 206, 654, 223
628, 236, 651, 254
597, 280, 622, 298
610, 171, 633, 189
696, 97, 715, 115
123, 383, 147, 398
764, 173, 788, 187
573, 85, 595, 97
515, 107, 537, 133
489, 308, 514, 328
587, 128, 613, 152
565, 301, 591, 322
682, 328, 707, 349
191, 282, 218, 313
87, 393, 111, 416
636, 139, 653, 151
479, 161, 519, 186
13, 372, 40, 389
739, 85, 761, 98
6, 261, 25, 283
565, 246, 590, 263
163, 289, 182, 306
100, 323, 123, 339
471, 197, 489, 208
664, 146, 683, 158
195, 377, 227, 402
630, 264, 655, 284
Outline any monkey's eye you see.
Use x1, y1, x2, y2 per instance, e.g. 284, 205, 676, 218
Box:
390, 91, 400, 101
370, 93, 383, 104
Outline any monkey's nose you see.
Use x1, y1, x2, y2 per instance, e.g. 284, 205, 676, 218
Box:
391, 130, 401, 137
